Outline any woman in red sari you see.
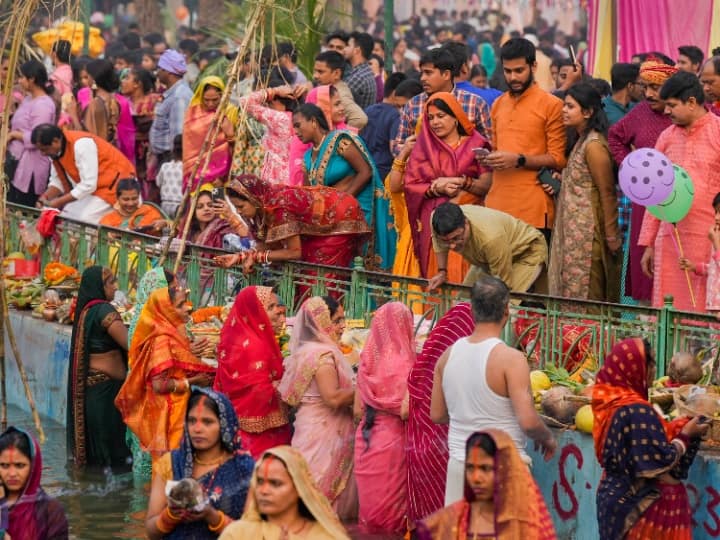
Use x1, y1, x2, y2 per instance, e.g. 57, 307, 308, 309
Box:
406, 302, 474, 525
416, 429, 556, 540
593, 338, 708, 540
214, 174, 369, 273
214, 285, 291, 459
0, 427, 68, 540
403, 92, 492, 279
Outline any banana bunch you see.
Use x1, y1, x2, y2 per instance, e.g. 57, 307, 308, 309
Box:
7, 279, 44, 309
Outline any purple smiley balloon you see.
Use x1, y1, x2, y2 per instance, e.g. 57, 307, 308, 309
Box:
618, 148, 674, 206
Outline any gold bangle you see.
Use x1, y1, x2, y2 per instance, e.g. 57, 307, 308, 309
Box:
208, 510, 226, 532
166, 507, 182, 522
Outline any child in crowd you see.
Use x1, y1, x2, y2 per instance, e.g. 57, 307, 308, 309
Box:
680, 192, 720, 313
155, 134, 183, 218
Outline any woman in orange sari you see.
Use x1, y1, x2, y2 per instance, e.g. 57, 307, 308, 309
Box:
593, 338, 708, 540
403, 92, 492, 280
99, 178, 166, 234
416, 429, 556, 540
114, 285, 215, 469
183, 76, 237, 190
214, 285, 291, 459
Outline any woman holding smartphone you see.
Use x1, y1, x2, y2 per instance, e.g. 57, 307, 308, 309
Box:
548, 82, 620, 302
399, 92, 492, 280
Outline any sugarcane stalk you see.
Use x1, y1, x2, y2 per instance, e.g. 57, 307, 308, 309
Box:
160, 0, 272, 272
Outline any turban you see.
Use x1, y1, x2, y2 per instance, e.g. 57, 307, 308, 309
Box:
639, 60, 678, 85
157, 49, 187, 75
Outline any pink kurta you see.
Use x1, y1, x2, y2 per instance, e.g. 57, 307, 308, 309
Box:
239, 90, 294, 185
638, 113, 720, 312
608, 101, 672, 301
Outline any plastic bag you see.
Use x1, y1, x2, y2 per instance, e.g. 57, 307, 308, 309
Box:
19, 220, 43, 255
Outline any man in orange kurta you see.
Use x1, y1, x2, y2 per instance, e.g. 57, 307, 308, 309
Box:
484, 38, 566, 240
639, 72, 720, 312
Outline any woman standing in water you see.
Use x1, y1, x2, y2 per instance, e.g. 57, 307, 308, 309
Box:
145, 388, 254, 539
0, 427, 69, 539
68, 265, 131, 470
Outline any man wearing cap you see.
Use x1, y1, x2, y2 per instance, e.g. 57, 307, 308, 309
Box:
608, 60, 676, 304
150, 49, 193, 169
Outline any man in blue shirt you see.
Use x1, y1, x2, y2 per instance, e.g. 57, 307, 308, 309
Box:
149, 49, 193, 166
442, 41, 501, 108
602, 62, 642, 126
361, 75, 423, 179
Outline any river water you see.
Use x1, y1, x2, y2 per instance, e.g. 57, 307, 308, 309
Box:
6, 405, 147, 539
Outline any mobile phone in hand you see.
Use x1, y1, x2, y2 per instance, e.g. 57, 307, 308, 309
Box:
568, 45, 578, 71
472, 147, 490, 159
211, 187, 225, 201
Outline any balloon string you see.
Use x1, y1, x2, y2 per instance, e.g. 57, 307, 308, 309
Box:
672, 224, 697, 308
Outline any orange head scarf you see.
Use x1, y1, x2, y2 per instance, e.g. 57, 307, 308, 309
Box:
419, 429, 556, 539
639, 60, 678, 85
425, 92, 475, 136
115, 287, 214, 454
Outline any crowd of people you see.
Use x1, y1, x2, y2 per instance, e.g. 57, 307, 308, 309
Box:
2, 7, 720, 539
1, 270, 710, 539
4, 19, 720, 312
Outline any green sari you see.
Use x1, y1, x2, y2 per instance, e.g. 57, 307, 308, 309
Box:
304, 130, 396, 270
68, 266, 131, 470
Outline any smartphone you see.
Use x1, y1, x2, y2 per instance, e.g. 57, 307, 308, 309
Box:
472, 147, 490, 159
568, 45, 578, 71
211, 187, 225, 201
538, 167, 561, 193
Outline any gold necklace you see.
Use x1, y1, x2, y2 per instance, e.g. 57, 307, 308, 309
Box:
312, 134, 327, 151
193, 452, 226, 466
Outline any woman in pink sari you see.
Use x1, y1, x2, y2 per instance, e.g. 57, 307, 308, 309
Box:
354, 301, 416, 535
406, 302, 475, 525
183, 76, 237, 190
278, 296, 357, 519
288, 84, 353, 186
403, 92, 491, 279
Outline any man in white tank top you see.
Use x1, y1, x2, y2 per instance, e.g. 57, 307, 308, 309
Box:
430, 275, 557, 505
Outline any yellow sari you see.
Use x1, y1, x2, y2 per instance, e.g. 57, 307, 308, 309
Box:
220, 446, 350, 540
385, 175, 424, 314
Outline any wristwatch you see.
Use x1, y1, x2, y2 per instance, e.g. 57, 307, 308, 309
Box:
516, 154, 527, 168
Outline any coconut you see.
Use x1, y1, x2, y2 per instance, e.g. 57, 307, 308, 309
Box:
686, 392, 720, 417
541, 386, 581, 424
167, 478, 207, 511
668, 352, 703, 385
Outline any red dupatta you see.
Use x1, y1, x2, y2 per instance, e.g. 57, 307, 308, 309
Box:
592, 338, 686, 462
214, 286, 288, 433
227, 174, 369, 243
403, 92, 490, 277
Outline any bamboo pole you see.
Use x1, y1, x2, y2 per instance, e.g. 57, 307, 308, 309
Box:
160, 0, 273, 273
0, 0, 69, 443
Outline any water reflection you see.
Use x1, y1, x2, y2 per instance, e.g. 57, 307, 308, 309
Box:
7, 406, 147, 539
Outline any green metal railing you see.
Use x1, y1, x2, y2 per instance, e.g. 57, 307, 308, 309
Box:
6, 204, 720, 377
